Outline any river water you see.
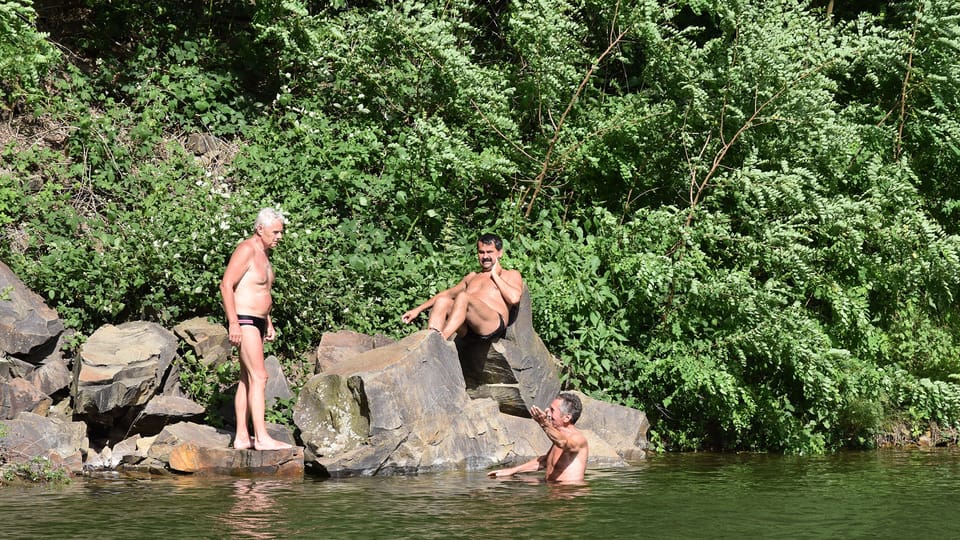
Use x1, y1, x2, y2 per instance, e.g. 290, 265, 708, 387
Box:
2, 449, 959, 539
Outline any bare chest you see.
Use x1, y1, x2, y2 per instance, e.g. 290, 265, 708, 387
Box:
241, 252, 274, 287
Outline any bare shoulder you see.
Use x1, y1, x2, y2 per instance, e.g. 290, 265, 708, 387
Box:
228, 238, 255, 260
570, 427, 588, 450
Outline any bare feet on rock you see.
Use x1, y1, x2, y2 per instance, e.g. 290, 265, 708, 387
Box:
253, 437, 293, 451
233, 437, 254, 450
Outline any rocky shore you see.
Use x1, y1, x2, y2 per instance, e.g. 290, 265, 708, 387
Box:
1, 260, 649, 480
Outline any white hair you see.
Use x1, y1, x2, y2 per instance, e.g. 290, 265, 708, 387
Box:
254, 207, 285, 230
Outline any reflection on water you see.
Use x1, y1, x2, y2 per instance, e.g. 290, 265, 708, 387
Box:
3, 449, 960, 538
220, 480, 290, 539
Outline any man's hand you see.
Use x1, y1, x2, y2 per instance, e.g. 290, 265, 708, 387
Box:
228, 321, 242, 347
530, 405, 551, 427
401, 309, 419, 324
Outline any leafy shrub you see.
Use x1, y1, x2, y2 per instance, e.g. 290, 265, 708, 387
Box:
0, 0, 60, 108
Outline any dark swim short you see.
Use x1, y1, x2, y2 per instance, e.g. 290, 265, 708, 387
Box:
237, 314, 267, 338
470, 314, 506, 341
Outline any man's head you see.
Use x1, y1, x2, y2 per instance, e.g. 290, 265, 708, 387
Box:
477, 233, 504, 272
478, 233, 503, 251
254, 208, 285, 249
549, 392, 583, 426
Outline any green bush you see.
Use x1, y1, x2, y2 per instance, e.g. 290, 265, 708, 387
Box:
0, 0, 60, 108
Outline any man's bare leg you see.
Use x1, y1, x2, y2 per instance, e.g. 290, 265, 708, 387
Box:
233, 365, 253, 450
427, 296, 455, 334
237, 328, 292, 451
439, 294, 504, 340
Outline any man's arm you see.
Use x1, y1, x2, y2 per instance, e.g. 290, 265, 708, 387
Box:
490, 263, 523, 306
265, 314, 276, 342
220, 242, 252, 346
401, 275, 471, 323
487, 454, 547, 478
530, 405, 587, 452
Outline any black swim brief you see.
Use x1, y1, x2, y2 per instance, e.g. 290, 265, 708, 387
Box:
470, 314, 506, 341
237, 314, 267, 338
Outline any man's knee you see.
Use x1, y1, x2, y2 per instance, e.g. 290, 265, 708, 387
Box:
434, 296, 455, 310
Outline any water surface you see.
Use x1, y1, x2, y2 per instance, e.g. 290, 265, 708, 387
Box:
2, 449, 959, 539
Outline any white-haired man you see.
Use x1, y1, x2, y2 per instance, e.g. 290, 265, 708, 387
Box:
220, 208, 292, 451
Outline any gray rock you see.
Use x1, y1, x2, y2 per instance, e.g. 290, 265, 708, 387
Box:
456, 286, 562, 416
265, 355, 294, 407
0, 354, 35, 379
0, 411, 88, 472
128, 394, 207, 436
146, 421, 232, 462
25, 356, 72, 397
73, 321, 178, 417
570, 391, 649, 461
314, 329, 394, 373
173, 317, 231, 367
0, 377, 52, 419
295, 331, 493, 475
0, 261, 65, 361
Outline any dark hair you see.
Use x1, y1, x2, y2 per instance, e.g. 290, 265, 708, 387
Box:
556, 392, 583, 424
477, 233, 503, 251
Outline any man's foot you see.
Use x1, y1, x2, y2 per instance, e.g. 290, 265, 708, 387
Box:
253, 437, 294, 451
233, 437, 254, 450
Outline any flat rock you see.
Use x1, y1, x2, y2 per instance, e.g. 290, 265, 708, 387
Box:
169, 443, 304, 476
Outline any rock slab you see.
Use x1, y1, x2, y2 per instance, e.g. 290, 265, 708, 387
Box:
169, 444, 304, 476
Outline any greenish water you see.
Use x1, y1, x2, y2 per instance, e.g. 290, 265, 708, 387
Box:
2, 449, 960, 539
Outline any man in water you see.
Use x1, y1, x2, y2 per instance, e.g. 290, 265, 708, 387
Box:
220, 208, 292, 451
401, 233, 523, 341
487, 392, 589, 483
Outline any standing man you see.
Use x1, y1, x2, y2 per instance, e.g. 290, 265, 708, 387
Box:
487, 392, 589, 483
220, 208, 292, 451
401, 233, 523, 341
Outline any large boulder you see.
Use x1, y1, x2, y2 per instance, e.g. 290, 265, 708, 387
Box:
0, 411, 88, 473
0, 261, 65, 362
73, 322, 178, 420
455, 286, 561, 416
294, 331, 633, 477
571, 391, 649, 461
295, 331, 506, 476
314, 329, 394, 373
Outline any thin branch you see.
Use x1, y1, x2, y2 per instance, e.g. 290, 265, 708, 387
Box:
894, 3, 923, 162
522, 29, 629, 217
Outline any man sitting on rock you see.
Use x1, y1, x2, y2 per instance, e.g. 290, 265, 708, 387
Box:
487, 392, 589, 483
401, 233, 523, 341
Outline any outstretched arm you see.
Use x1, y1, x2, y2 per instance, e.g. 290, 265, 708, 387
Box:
487, 454, 547, 478
401, 275, 470, 324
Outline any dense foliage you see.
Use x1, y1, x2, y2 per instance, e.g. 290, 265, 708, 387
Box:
3, 0, 960, 453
